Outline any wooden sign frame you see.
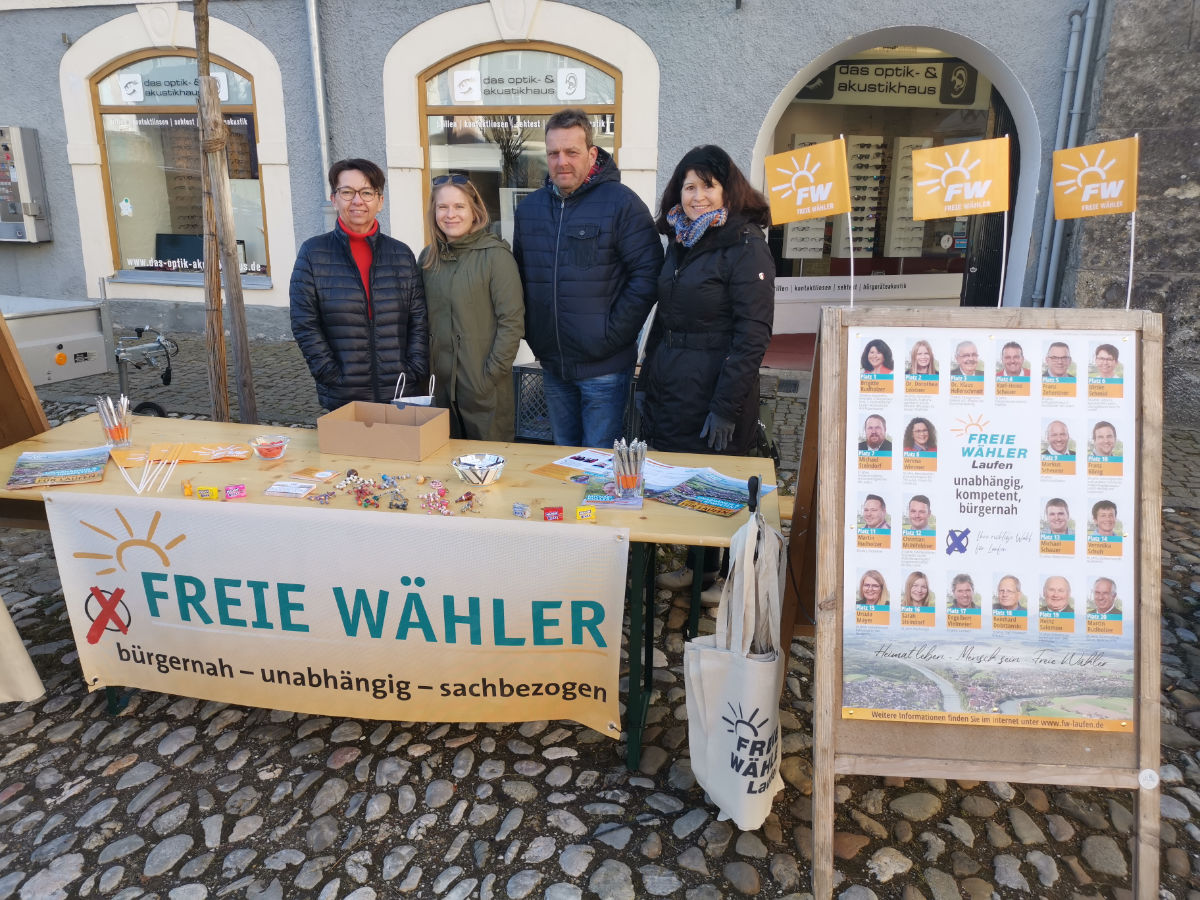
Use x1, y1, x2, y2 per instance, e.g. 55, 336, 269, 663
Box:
812, 307, 1162, 898
0, 314, 49, 449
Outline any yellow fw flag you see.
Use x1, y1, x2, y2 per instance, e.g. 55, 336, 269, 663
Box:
912, 136, 1010, 221
764, 139, 851, 225
1053, 136, 1139, 219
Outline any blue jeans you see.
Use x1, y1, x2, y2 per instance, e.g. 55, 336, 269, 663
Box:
541, 368, 631, 447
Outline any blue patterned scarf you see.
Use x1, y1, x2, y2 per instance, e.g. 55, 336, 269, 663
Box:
667, 204, 729, 248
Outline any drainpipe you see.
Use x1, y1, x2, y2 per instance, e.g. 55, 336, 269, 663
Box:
306, 0, 336, 229
1044, 0, 1100, 308
1030, 11, 1083, 306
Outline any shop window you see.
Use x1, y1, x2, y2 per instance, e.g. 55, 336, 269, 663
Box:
421, 45, 619, 244
769, 47, 1013, 301
94, 54, 268, 276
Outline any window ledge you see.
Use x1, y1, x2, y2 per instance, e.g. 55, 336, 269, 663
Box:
108, 271, 273, 290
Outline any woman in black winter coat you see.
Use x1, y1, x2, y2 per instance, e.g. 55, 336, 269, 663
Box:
641, 145, 774, 455
641, 145, 774, 594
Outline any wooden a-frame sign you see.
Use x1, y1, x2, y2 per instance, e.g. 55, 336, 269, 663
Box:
811, 306, 1162, 897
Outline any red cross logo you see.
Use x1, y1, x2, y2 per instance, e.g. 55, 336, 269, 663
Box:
85, 586, 131, 644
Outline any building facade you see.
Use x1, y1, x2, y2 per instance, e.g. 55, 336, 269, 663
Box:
4, 0, 1162, 411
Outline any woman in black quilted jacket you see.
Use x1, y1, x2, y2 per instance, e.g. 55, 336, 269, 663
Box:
290, 158, 429, 411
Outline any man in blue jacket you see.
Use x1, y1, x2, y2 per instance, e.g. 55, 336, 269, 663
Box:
513, 109, 662, 447
290, 158, 428, 410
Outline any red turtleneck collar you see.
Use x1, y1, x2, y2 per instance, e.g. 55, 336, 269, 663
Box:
340, 218, 378, 316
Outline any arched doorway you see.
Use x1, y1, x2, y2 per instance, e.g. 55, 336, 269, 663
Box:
753, 33, 1040, 331
381, 2, 659, 249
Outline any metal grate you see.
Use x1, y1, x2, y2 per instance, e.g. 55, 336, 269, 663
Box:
512, 364, 641, 444
513, 364, 553, 442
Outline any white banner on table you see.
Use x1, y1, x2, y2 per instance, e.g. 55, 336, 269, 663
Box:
841, 326, 1136, 732
44, 495, 628, 735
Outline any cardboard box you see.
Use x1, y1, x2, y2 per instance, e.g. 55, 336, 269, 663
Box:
317, 401, 449, 461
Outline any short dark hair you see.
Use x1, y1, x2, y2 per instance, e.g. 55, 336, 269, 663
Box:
656, 144, 770, 232
1095, 343, 1119, 360
864, 493, 886, 510
909, 494, 930, 509
328, 158, 385, 194
860, 339, 894, 371
952, 574, 974, 589
545, 109, 594, 147
1091, 499, 1117, 517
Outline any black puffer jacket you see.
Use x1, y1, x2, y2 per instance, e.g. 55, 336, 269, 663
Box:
290, 222, 429, 410
640, 217, 774, 455
512, 147, 662, 381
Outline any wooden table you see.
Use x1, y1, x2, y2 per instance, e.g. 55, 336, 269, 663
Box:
0, 415, 779, 767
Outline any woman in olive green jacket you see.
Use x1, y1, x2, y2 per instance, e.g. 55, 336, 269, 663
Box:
420, 176, 525, 441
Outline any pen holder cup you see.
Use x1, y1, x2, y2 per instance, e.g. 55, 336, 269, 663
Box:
615, 470, 644, 501
101, 410, 133, 448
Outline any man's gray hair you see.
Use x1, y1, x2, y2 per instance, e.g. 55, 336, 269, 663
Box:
546, 108, 594, 147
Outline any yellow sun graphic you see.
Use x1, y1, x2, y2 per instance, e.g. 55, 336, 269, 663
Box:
770, 152, 823, 203
950, 414, 990, 437
74, 508, 186, 575
1055, 148, 1117, 194
917, 147, 981, 195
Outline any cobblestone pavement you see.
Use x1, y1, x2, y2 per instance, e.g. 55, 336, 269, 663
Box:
0, 358, 1197, 898
34, 337, 326, 430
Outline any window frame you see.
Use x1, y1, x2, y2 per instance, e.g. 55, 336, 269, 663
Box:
417, 40, 622, 245
90, 49, 270, 279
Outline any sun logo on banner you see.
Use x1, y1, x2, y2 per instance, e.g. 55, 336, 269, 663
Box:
917, 147, 984, 199
771, 153, 825, 205
951, 413, 990, 437
722, 702, 770, 738
764, 139, 850, 225
1052, 137, 1138, 220
74, 508, 186, 575
912, 137, 1009, 221
1056, 149, 1119, 199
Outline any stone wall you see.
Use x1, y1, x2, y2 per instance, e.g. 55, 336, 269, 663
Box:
1064, 1, 1200, 426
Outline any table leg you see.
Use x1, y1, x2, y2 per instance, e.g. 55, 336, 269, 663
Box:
625, 541, 656, 771
105, 685, 133, 714
686, 545, 704, 640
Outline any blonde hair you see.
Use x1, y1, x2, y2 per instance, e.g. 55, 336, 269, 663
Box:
858, 569, 890, 606
902, 571, 928, 605
907, 340, 938, 374
423, 179, 490, 270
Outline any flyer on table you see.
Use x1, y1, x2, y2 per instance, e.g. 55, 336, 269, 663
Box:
844, 327, 1136, 732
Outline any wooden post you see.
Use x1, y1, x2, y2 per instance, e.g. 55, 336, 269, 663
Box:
811, 309, 842, 899
1134, 314, 1163, 897
193, 0, 231, 423
781, 343, 821, 640
198, 76, 258, 423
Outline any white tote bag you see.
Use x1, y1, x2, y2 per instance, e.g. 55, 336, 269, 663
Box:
684, 503, 787, 831
392, 372, 436, 409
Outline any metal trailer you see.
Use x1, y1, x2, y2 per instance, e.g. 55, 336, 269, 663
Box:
0, 294, 114, 385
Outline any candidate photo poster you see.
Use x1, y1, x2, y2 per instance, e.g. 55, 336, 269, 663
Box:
843, 327, 1136, 732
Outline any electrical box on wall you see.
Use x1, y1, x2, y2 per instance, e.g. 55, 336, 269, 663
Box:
0, 126, 52, 243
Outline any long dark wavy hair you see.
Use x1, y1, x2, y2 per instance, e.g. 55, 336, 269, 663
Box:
655, 144, 770, 234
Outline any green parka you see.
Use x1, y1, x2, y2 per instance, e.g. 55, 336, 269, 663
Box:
419, 230, 525, 441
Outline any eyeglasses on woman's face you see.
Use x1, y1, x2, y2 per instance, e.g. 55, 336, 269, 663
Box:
334, 187, 380, 201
